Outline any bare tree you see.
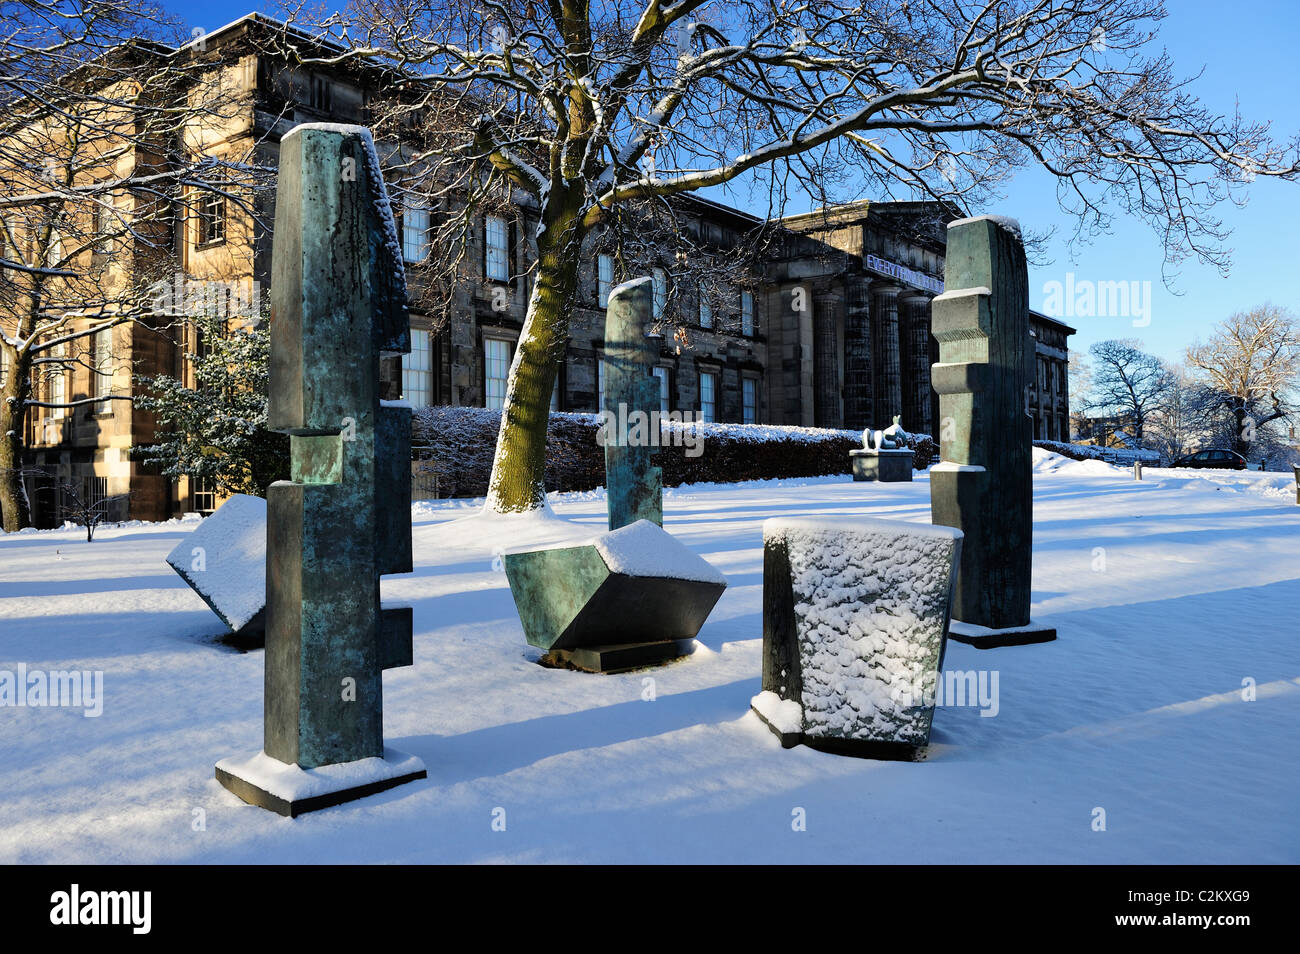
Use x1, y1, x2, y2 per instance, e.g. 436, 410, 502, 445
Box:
0, 1, 271, 530
51, 475, 129, 541
284, 0, 1300, 511
1185, 305, 1300, 460
1145, 362, 1212, 462
1068, 348, 1092, 415
1086, 338, 1172, 448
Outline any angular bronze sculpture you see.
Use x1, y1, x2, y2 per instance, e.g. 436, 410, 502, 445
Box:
504, 520, 727, 673
929, 216, 1055, 648
216, 124, 426, 816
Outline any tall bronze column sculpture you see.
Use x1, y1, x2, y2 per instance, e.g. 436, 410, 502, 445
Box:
602, 277, 663, 530
216, 124, 426, 816
929, 216, 1056, 648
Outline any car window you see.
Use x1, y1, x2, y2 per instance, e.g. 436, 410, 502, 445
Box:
1194, 451, 1210, 460
1212, 451, 1229, 460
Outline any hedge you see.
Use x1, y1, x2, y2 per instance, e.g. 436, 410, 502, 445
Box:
1033, 440, 1161, 466
412, 406, 937, 499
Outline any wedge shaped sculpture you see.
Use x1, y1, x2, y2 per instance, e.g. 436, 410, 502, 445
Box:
215, 123, 425, 818
929, 215, 1055, 648
504, 520, 727, 673
165, 494, 267, 641
752, 517, 962, 760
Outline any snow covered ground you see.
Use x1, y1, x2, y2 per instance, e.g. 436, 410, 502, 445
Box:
1, 450, 1297, 863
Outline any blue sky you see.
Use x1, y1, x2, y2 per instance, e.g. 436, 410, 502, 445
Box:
173, 0, 1299, 364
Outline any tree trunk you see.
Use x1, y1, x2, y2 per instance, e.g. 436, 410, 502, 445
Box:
484, 199, 584, 513
1, 373, 33, 532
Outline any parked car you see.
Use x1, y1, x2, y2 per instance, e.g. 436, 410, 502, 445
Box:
1171, 449, 1247, 470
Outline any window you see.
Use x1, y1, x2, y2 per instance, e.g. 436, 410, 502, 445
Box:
93, 197, 111, 256
652, 268, 667, 320
597, 357, 606, 411
310, 75, 332, 112
195, 187, 226, 246
485, 215, 509, 281
92, 326, 113, 414
699, 290, 712, 329
192, 476, 217, 515
484, 338, 511, 410
652, 366, 670, 413
402, 199, 429, 263
597, 253, 614, 307
403, 329, 432, 407
0, 347, 8, 387
699, 370, 717, 423
550, 375, 560, 412
742, 377, 757, 424
46, 229, 64, 267
84, 476, 109, 515
741, 290, 754, 336
48, 343, 66, 417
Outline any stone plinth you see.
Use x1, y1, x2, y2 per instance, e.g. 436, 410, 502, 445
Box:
504, 520, 726, 673
850, 448, 913, 482
753, 516, 962, 760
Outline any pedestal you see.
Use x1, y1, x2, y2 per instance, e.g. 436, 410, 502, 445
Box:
542, 639, 693, 674
947, 619, 1057, 649
850, 447, 913, 481
216, 748, 426, 818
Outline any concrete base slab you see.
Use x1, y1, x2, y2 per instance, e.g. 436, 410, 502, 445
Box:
215, 748, 426, 818
542, 639, 692, 673
948, 619, 1057, 649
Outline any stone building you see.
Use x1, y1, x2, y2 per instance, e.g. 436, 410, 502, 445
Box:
6, 13, 1072, 526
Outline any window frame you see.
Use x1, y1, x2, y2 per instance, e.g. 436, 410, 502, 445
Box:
742, 376, 758, 424
402, 199, 430, 264
597, 253, 614, 308
699, 369, 718, 423
484, 214, 510, 282
92, 326, 114, 415
402, 328, 434, 407
483, 337, 512, 410
195, 184, 227, 248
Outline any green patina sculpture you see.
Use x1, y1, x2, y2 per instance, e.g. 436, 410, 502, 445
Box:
601, 277, 664, 530
929, 216, 1054, 646
504, 520, 727, 673
216, 124, 425, 815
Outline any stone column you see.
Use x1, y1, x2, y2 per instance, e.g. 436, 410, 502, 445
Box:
842, 276, 873, 431
813, 293, 841, 429
901, 292, 933, 436
871, 281, 902, 427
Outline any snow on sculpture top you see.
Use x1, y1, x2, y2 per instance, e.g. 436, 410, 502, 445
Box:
165, 494, 266, 633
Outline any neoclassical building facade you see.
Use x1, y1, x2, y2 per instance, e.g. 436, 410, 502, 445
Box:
10, 13, 1072, 527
